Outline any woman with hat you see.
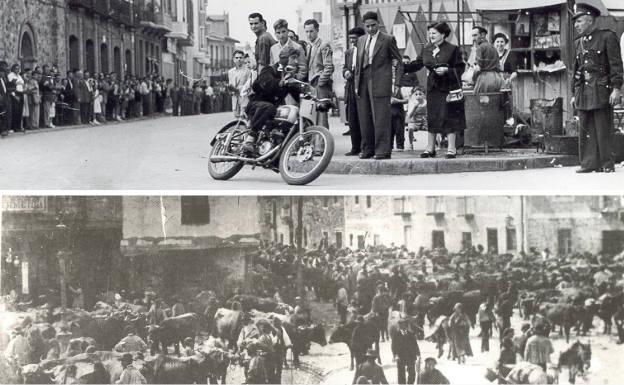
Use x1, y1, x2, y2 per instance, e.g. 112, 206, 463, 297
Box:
448, 302, 473, 364
404, 21, 466, 159
352, 349, 388, 384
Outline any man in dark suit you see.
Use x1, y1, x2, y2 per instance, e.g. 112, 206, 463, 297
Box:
0, 61, 11, 137
343, 27, 365, 156
74, 70, 91, 124
391, 318, 421, 384
355, 11, 403, 160
571, 2, 623, 173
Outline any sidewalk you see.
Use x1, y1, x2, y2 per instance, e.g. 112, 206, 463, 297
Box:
327, 117, 579, 175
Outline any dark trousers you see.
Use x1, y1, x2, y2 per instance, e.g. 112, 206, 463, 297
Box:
578, 107, 614, 170
397, 359, 416, 385
172, 96, 180, 116
80, 102, 90, 124
480, 321, 492, 352
11, 93, 24, 131
357, 67, 392, 157
391, 106, 405, 149
338, 304, 348, 324
246, 101, 276, 133
345, 80, 361, 153
312, 80, 332, 128
616, 320, 624, 343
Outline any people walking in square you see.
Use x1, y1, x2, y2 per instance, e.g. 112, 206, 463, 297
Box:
355, 11, 403, 160
391, 317, 420, 384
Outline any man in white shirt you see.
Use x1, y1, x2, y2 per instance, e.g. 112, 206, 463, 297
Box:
228, 50, 252, 118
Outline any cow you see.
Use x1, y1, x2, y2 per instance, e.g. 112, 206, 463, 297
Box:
282, 321, 327, 366
211, 308, 243, 350
225, 295, 280, 313
427, 290, 483, 326
596, 292, 624, 334
148, 313, 199, 356
540, 303, 579, 343
201, 349, 234, 384
151, 354, 211, 384
72, 315, 126, 351
329, 315, 380, 371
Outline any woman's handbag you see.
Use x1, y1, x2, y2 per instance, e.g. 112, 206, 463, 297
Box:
446, 88, 464, 103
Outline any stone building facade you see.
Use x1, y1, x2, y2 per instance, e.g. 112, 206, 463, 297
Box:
259, 197, 345, 249
1, 196, 123, 308
120, 196, 261, 297
0, 0, 66, 71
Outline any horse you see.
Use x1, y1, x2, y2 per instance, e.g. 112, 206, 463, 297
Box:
557, 340, 592, 384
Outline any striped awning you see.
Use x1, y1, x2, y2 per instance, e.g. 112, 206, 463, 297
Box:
473, 0, 566, 11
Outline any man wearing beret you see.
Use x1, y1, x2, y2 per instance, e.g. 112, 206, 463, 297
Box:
571, 2, 623, 173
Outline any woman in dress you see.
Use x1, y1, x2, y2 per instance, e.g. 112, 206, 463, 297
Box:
404, 22, 466, 158
493, 33, 517, 85
448, 302, 473, 364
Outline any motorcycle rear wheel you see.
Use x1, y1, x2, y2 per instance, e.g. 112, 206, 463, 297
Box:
207, 122, 246, 180
278, 125, 334, 185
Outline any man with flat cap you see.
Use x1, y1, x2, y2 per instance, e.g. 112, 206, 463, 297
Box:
391, 317, 421, 384
571, 1, 623, 173
352, 348, 389, 384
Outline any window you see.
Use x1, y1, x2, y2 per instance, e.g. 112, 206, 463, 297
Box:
355, 196, 359, 204
506, 227, 517, 251
487, 228, 499, 254
366, 196, 372, 208
462, 232, 472, 249
432, 231, 445, 249
313, 12, 323, 23
336, 232, 343, 249
279, 233, 284, 244
304, 227, 308, 247
357, 235, 365, 250
426, 196, 445, 215
558, 229, 572, 255
181, 197, 210, 225
350, 234, 354, 247
322, 231, 329, 248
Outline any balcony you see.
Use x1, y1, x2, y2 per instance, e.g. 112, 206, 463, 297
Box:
166, 21, 194, 47
426, 196, 446, 217
137, 5, 173, 33
393, 197, 411, 217
457, 197, 475, 219
110, 0, 133, 25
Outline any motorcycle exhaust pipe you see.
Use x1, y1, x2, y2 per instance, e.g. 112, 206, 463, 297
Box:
210, 146, 280, 163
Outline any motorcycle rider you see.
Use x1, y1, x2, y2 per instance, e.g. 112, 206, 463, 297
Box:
241, 46, 301, 154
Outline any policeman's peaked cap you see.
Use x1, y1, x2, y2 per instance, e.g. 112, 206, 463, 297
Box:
572, 3, 601, 19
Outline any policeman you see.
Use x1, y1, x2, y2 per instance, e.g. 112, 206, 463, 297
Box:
571, 2, 623, 173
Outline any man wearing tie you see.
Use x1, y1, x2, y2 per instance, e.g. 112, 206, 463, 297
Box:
343, 27, 365, 156
391, 318, 421, 384
355, 11, 403, 160
304, 18, 334, 128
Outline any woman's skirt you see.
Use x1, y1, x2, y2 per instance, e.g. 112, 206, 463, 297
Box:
427, 88, 466, 135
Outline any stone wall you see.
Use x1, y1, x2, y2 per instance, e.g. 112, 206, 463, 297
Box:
0, 0, 65, 69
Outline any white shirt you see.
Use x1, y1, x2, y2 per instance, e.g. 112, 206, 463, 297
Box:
365, 31, 381, 65
8, 72, 24, 93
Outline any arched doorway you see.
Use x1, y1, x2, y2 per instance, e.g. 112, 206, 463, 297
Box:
125, 49, 133, 76
19, 28, 36, 70
69, 35, 80, 71
100, 43, 109, 74
85, 39, 95, 74
113, 46, 122, 75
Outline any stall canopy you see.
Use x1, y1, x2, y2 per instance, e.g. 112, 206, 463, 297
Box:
474, 0, 615, 13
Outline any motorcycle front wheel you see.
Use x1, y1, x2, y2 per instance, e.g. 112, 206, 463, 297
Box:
207, 122, 247, 180
278, 125, 334, 185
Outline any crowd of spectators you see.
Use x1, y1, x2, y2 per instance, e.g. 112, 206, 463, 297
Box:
0, 61, 233, 137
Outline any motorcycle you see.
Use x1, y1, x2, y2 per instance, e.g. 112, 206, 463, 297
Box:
208, 76, 335, 186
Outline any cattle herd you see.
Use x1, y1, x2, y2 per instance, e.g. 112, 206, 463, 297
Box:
1, 243, 624, 384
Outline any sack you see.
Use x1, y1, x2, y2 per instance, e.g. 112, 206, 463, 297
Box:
446, 89, 464, 104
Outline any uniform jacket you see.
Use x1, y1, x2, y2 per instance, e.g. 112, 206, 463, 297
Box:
391, 329, 420, 362
352, 361, 389, 384
404, 40, 465, 93
572, 28, 623, 110
270, 39, 308, 81
354, 31, 403, 97
307, 38, 334, 85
